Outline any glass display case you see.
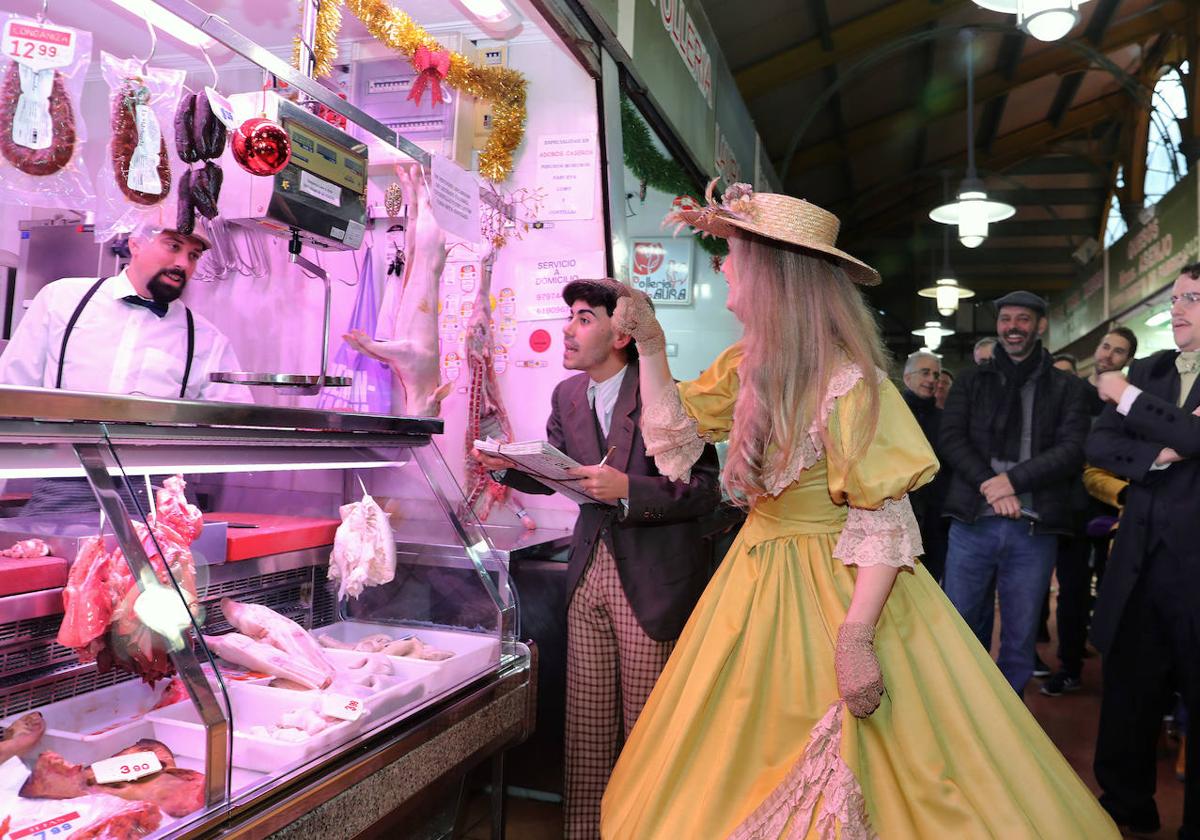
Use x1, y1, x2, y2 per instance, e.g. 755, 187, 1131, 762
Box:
0, 386, 530, 839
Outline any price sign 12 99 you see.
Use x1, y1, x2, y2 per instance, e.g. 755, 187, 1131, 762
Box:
1, 20, 75, 71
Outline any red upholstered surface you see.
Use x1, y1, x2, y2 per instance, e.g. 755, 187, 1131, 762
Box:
202, 512, 339, 562
0, 555, 69, 596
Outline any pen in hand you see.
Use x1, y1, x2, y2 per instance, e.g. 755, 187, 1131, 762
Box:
598, 445, 616, 468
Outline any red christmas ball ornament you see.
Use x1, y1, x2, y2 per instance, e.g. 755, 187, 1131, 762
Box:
231, 117, 292, 176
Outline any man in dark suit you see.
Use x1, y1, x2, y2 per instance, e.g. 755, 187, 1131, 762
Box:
900, 350, 949, 583
1086, 263, 1200, 838
472, 278, 720, 839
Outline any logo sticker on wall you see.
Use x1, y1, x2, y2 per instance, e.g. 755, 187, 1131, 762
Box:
493, 345, 509, 374
529, 329, 552, 353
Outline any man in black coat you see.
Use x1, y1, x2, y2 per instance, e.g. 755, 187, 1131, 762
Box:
940, 291, 1091, 695
472, 278, 720, 839
901, 350, 949, 583
1086, 265, 1200, 838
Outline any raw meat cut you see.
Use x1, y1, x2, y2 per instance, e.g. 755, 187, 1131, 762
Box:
344, 166, 452, 417
20, 738, 204, 818
56, 477, 202, 685
203, 632, 332, 690
150, 678, 189, 711
0, 711, 45, 762
0, 538, 50, 558
71, 801, 162, 840
314, 633, 355, 651
328, 494, 395, 600
218, 599, 335, 684
382, 637, 454, 661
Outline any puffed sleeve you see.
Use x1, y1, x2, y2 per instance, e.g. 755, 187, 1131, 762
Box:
642, 343, 742, 482
826, 371, 939, 569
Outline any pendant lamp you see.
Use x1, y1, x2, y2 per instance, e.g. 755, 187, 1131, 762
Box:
970, 1, 1089, 43
929, 29, 1015, 248
912, 321, 954, 351
921, 175, 976, 315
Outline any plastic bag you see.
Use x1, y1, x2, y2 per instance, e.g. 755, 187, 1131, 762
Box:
317, 247, 393, 414
0, 16, 95, 209
93, 52, 185, 243
328, 490, 396, 601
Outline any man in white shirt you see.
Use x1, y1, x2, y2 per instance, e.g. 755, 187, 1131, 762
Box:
0, 225, 250, 515
0, 225, 250, 403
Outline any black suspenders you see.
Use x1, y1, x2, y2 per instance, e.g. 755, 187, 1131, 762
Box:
55, 277, 196, 399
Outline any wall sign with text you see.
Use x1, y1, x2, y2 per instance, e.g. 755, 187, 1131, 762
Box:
629, 237, 693, 305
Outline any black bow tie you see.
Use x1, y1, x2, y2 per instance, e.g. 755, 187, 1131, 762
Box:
122, 295, 169, 318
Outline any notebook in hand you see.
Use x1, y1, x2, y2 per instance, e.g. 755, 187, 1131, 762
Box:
474, 438, 616, 506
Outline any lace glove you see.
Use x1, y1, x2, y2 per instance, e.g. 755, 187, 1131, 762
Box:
612, 290, 666, 356
835, 622, 884, 718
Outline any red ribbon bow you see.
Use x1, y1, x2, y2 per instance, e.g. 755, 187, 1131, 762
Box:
408, 45, 451, 107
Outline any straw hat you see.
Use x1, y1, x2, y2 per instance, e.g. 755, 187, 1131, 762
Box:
666, 180, 880, 286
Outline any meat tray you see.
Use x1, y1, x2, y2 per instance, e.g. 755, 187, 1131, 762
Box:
312, 622, 501, 700
0, 681, 185, 765
147, 682, 362, 773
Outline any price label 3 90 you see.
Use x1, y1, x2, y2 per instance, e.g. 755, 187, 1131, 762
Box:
90, 750, 163, 785
2, 19, 75, 72
320, 693, 366, 721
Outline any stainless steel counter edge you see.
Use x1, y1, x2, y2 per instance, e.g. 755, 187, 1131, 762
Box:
0, 387, 443, 437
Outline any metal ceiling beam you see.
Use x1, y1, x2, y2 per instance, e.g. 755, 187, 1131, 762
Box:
1006, 155, 1110, 176
844, 90, 1126, 237
777, 4, 1185, 174
806, 0, 855, 197
856, 218, 1099, 247
1047, 0, 1121, 126
734, 0, 969, 100
977, 32, 1026, 153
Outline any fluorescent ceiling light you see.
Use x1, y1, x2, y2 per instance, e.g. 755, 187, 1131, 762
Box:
1145, 310, 1172, 327
108, 0, 216, 49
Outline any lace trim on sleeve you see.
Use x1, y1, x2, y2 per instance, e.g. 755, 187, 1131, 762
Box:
641, 382, 707, 483
832, 496, 923, 569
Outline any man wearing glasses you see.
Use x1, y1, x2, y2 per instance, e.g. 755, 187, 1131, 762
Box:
1086, 264, 1200, 838
901, 350, 949, 583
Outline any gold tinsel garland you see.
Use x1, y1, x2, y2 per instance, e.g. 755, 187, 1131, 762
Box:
291, 0, 344, 81
298, 0, 527, 183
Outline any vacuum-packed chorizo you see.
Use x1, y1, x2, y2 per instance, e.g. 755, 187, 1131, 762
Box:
0, 62, 76, 176
111, 78, 171, 205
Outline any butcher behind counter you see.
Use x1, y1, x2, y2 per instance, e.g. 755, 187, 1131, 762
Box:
0, 223, 251, 515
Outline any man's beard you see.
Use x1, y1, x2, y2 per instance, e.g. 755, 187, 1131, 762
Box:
146, 269, 187, 304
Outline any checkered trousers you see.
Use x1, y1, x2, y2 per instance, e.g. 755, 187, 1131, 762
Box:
564, 539, 676, 840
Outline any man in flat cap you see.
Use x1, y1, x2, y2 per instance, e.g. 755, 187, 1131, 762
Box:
939, 290, 1091, 696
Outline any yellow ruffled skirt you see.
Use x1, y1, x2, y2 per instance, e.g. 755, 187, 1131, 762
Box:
600, 531, 1120, 839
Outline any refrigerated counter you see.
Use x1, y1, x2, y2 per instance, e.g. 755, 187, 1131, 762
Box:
0, 387, 535, 839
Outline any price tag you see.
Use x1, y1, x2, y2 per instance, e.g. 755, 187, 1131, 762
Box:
205, 86, 237, 130
9, 812, 80, 840
90, 750, 163, 784
2, 19, 75, 72
320, 693, 366, 721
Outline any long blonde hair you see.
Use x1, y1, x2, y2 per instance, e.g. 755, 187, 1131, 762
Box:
723, 232, 888, 505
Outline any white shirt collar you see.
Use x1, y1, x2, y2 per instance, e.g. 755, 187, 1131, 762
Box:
101, 269, 140, 301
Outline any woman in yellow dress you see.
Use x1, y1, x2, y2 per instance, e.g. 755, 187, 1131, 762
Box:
600, 183, 1119, 839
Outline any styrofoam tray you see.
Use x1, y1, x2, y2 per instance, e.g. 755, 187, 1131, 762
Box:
249, 649, 431, 726
312, 621, 500, 699
148, 682, 362, 773
0, 681, 184, 765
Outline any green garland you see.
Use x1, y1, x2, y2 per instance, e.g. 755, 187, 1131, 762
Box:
620, 97, 728, 259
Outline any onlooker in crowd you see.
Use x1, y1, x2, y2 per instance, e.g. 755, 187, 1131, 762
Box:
1043, 328, 1137, 698
940, 291, 1091, 695
1053, 354, 1078, 374
936, 368, 954, 409
901, 350, 950, 583
1086, 264, 1200, 837
974, 336, 998, 364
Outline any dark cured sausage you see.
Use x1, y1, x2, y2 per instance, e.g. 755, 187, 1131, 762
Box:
191, 93, 226, 161
191, 161, 222, 219
0, 62, 76, 176
112, 79, 171, 206
175, 92, 199, 164
176, 168, 195, 234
